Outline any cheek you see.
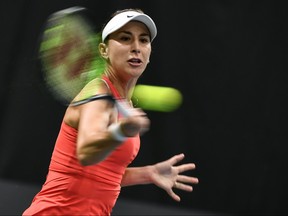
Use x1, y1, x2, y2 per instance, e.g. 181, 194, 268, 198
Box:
109, 47, 128, 61
107, 50, 124, 65
143, 51, 151, 63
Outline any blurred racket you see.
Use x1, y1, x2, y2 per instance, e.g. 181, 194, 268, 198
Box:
38, 6, 131, 117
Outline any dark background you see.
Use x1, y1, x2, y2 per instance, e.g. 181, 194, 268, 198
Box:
1, 0, 288, 215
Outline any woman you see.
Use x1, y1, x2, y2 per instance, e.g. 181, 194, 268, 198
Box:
23, 8, 199, 215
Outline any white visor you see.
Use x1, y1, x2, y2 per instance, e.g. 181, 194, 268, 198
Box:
102, 11, 157, 42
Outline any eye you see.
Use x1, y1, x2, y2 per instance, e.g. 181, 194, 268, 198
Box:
140, 37, 150, 43
119, 35, 131, 41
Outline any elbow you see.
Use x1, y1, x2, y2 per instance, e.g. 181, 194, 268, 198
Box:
76, 138, 115, 166
76, 147, 95, 166
76, 140, 99, 166
76, 149, 104, 166
77, 154, 91, 166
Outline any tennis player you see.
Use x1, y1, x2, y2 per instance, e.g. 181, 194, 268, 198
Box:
23, 8, 199, 216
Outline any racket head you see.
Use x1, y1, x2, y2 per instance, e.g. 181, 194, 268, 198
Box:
39, 6, 106, 105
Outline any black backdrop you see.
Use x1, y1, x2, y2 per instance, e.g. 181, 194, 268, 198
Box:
1, 0, 288, 215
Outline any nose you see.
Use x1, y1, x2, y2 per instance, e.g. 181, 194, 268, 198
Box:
131, 40, 140, 54
132, 49, 140, 54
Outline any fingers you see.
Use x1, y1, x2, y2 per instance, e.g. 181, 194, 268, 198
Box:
160, 153, 199, 202
173, 181, 193, 192
168, 175, 199, 202
173, 175, 199, 192
172, 174, 199, 196
120, 112, 150, 137
167, 189, 181, 202
176, 163, 196, 173
167, 153, 185, 166
177, 175, 199, 185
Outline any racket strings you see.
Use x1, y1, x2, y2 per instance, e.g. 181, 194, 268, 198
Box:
39, 7, 108, 105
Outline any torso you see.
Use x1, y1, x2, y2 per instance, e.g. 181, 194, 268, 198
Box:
23, 77, 140, 216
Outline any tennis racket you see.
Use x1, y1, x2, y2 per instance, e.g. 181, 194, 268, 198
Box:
38, 6, 132, 117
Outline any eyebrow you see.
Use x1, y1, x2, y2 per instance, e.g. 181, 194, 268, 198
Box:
119, 30, 150, 38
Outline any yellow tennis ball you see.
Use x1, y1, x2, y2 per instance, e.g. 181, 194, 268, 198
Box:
132, 85, 183, 112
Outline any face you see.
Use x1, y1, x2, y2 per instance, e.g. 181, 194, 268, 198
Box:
101, 21, 152, 81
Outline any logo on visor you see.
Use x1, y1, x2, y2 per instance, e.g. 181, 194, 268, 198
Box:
127, 15, 134, 18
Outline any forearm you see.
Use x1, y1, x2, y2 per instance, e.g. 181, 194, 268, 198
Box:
77, 123, 128, 166
121, 165, 154, 187
77, 137, 122, 166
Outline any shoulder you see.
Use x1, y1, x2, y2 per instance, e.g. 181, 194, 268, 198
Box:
64, 78, 114, 128
73, 78, 111, 102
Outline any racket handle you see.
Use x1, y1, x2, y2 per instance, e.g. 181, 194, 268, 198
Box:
116, 100, 133, 117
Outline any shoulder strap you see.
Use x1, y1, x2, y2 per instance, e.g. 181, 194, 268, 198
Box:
101, 76, 122, 99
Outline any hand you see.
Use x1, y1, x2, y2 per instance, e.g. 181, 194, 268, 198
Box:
120, 108, 150, 137
150, 153, 199, 202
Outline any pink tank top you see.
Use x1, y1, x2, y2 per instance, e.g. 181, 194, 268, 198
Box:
23, 77, 140, 216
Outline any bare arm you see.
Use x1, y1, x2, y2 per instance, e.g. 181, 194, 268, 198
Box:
67, 80, 150, 166
75, 100, 150, 166
121, 153, 199, 202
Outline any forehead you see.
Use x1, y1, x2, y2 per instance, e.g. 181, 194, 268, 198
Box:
114, 21, 150, 36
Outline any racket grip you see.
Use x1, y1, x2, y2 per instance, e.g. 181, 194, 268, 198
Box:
116, 100, 133, 117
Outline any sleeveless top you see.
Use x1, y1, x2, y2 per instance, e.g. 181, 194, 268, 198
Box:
23, 77, 140, 216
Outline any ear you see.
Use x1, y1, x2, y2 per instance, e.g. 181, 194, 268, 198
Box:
99, 43, 108, 59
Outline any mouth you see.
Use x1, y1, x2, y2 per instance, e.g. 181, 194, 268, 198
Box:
128, 58, 142, 66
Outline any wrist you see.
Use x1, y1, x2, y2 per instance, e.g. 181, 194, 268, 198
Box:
108, 123, 127, 142
145, 165, 155, 184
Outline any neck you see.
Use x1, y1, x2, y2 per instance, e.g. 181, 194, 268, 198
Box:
104, 71, 138, 100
